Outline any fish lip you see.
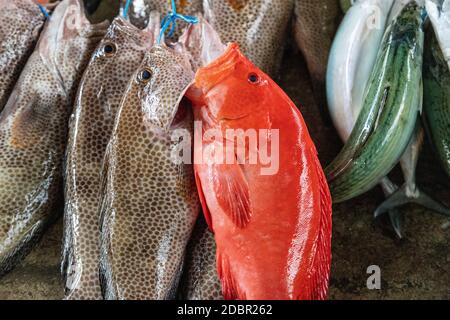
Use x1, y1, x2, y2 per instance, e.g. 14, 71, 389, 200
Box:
194, 43, 242, 92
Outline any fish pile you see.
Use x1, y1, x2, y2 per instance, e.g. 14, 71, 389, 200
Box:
0, 0, 333, 300
326, 0, 450, 236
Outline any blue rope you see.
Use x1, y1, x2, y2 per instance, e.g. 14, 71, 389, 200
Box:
158, 0, 198, 43
35, 1, 50, 19
123, 0, 132, 19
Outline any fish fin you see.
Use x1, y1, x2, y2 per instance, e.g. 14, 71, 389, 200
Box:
213, 163, 252, 229
305, 153, 333, 300
375, 183, 450, 238
217, 250, 245, 300
194, 170, 214, 231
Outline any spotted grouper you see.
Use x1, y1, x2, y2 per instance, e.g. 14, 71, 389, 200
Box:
293, 0, 341, 117
62, 13, 160, 300
0, 0, 108, 277
0, 0, 57, 110
99, 44, 200, 300
203, 0, 294, 77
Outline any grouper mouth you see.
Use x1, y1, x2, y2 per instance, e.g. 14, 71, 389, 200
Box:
37, 0, 108, 94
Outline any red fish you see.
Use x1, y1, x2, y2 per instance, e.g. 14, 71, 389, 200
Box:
187, 43, 332, 300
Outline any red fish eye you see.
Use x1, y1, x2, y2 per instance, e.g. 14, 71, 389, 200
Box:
248, 73, 259, 84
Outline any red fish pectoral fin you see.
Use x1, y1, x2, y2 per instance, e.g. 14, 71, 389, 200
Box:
213, 163, 252, 228
307, 153, 333, 300
194, 170, 214, 231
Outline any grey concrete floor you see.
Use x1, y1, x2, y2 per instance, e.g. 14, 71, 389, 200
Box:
0, 1, 448, 299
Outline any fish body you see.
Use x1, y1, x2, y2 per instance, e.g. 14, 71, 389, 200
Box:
0, 0, 107, 276
188, 44, 332, 300
423, 27, 450, 177
179, 216, 223, 300
326, 2, 426, 203
123, 0, 202, 39
177, 17, 224, 300
294, 0, 341, 111
62, 14, 159, 300
340, 0, 356, 12
426, 0, 450, 71
203, 0, 294, 77
99, 44, 200, 300
0, 0, 48, 110
327, 0, 394, 141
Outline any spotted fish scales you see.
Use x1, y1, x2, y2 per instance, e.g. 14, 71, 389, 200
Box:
203, 0, 294, 77
62, 13, 159, 300
99, 44, 200, 300
0, 0, 51, 110
0, 0, 108, 277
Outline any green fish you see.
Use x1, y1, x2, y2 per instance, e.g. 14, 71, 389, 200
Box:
423, 27, 450, 178
325, 2, 425, 203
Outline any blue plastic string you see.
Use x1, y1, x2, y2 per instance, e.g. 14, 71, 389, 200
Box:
123, 0, 132, 19
158, 0, 198, 43
35, 1, 50, 19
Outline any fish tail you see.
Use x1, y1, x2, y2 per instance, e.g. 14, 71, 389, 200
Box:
375, 183, 450, 237
0, 220, 46, 277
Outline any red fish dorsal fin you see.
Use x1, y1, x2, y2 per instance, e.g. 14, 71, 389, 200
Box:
213, 163, 252, 228
303, 151, 333, 300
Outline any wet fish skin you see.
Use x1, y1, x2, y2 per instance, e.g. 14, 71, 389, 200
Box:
62, 14, 159, 300
203, 0, 294, 77
0, 0, 48, 110
294, 0, 341, 113
327, 0, 394, 142
176, 17, 224, 300
325, 2, 426, 202
423, 27, 450, 177
326, 0, 402, 227
0, 0, 107, 277
122, 0, 203, 39
426, 0, 450, 71
179, 216, 223, 300
188, 44, 332, 300
99, 45, 200, 300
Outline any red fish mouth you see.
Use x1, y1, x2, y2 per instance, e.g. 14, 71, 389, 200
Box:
194, 43, 243, 92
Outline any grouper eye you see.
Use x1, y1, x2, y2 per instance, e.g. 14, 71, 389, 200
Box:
103, 42, 116, 56
138, 68, 152, 83
248, 72, 260, 84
